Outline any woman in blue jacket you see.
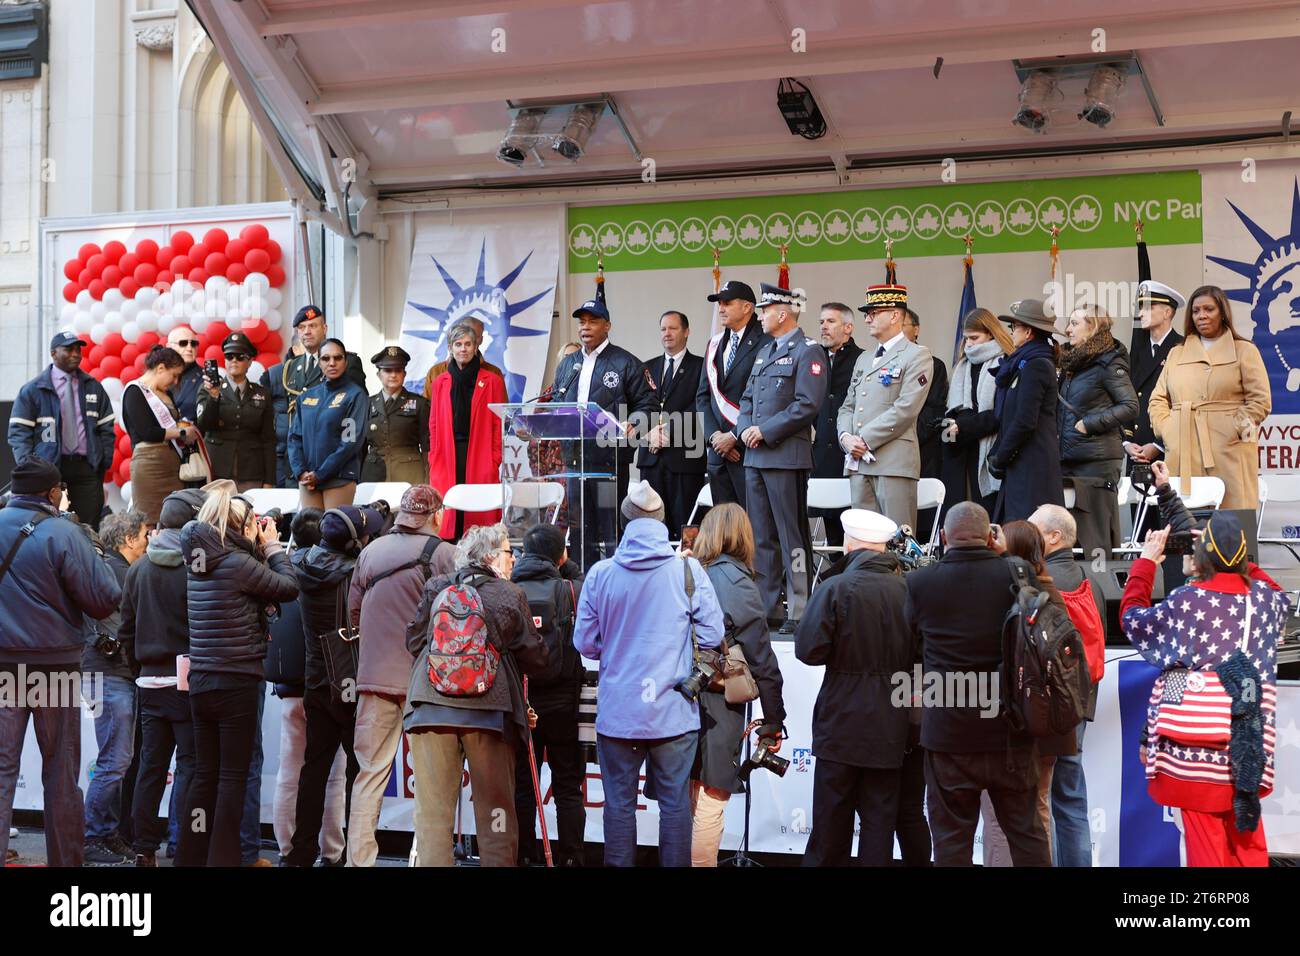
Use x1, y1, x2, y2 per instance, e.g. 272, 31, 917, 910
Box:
288, 338, 367, 510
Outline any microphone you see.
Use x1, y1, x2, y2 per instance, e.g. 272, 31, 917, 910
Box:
542, 360, 582, 403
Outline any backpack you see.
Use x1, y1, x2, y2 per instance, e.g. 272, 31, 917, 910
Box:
999, 557, 1090, 738
425, 570, 498, 696
1060, 578, 1106, 685
516, 575, 578, 687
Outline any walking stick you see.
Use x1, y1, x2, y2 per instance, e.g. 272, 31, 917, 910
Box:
523, 676, 554, 867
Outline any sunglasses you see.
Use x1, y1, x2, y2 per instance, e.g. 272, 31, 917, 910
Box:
320, 354, 346, 364
175, 339, 200, 348
224, 353, 252, 361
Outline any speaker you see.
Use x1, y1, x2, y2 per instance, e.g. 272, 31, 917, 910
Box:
1088, 559, 1167, 646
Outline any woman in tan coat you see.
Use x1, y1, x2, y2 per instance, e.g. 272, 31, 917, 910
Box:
1148, 285, 1270, 511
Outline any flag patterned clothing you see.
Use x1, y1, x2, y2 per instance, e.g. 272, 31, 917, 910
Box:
1120, 558, 1290, 809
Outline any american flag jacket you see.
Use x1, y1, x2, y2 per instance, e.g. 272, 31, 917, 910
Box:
1120, 558, 1290, 808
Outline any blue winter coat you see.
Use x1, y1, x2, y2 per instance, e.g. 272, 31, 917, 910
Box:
287, 376, 367, 483
573, 517, 723, 739
988, 342, 1065, 523
8, 365, 116, 473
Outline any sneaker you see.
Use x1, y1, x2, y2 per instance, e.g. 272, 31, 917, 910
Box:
135, 851, 157, 867
105, 834, 133, 858
84, 840, 132, 866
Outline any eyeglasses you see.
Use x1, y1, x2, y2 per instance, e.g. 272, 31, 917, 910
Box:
175, 339, 200, 348
225, 353, 252, 362
319, 355, 346, 364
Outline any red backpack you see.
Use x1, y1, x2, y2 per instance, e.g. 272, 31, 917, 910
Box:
425, 571, 499, 696
1061, 578, 1105, 685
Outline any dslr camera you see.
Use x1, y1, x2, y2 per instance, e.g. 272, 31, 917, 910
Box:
675, 652, 720, 702
1130, 462, 1155, 489
92, 625, 122, 660
738, 737, 790, 780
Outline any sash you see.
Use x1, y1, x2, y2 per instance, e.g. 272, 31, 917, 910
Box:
704, 331, 741, 427
127, 380, 185, 458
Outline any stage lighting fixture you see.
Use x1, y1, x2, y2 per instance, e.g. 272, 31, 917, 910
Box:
496, 108, 546, 166
551, 103, 603, 161
1012, 69, 1060, 133
1080, 64, 1126, 127
777, 78, 827, 140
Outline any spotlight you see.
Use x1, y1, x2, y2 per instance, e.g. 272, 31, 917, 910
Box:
1012, 69, 1060, 133
777, 78, 827, 140
551, 103, 603, 162
497, 108, 546, 166
1079, 64, 1126, 128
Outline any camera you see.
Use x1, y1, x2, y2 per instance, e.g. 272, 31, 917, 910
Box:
738, 739, 790, 780
675, 655, 719, 702
93, 628, 121, 659
370, 499, 392, 521
1164, 530, 1196, 555
1130, 462, 1155, 489
886, 524, 932, 570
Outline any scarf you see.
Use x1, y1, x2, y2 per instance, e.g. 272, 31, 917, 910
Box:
947, 345, 1005, 496
1217, 646, 1265, 832
1058, 329, 1117, 374
447, 354, 480, 443
993, 337, 1056, 419
127, 380, 185, 457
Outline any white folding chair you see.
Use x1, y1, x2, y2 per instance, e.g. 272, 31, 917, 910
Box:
1257, 474, 1300, 564
806, 478, 851, 578
916, 477, 946, 555
1116, 475, 1227, 555
240, 487, 303, 516
443, 483, 506, 514
505, 481, 565, 524
354, 481, 411, 507
685, 483, 713, 526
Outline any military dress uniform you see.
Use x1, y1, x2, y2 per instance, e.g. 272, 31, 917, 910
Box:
280, 304, 367, 433
737, 284, 829, 626
196, 332, 277, 490
361, 346, 430, 484
836, 284, 934, 531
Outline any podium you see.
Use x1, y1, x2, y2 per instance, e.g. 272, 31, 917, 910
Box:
490, 401, 625, 572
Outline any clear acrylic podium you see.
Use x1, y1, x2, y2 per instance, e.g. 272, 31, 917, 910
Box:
489, 401, 624, 573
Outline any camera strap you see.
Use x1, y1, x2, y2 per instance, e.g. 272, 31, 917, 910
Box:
0, 509, 53, 588
681, 556, 699, 660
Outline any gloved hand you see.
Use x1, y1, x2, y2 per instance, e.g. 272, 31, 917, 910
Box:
987, 457, 1006, 480
757, 721, 784, 753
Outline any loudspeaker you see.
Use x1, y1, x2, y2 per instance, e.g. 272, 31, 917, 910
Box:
1088, 559, 1167, 646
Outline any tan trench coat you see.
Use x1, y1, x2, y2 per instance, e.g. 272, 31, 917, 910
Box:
1147, 332, 1270, 511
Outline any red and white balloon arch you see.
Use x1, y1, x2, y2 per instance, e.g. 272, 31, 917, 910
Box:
56, 224, 288, 496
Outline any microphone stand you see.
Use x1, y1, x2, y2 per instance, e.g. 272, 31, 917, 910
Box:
720, 701, 761, 868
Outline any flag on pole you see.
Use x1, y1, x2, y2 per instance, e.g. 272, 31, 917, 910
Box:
709, 247, 724, 337
778, 244, 790, 289
1046, 226, 1067, 329
953, 237, 977, 366
1131, 220, 1151, 356
595, 250, 606, 305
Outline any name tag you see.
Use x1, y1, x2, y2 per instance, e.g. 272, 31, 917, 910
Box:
774, 357, 794, 366
303, 397, 320, 406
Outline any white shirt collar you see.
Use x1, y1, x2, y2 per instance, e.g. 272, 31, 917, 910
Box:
1151, 326, 1173, 348
583, 338, 611, 359
875, 330, 906, 354
663, 348, 686, 364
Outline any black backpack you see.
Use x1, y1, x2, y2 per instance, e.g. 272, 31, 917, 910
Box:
517, 575, 578, 687
999, 557, 1090, 738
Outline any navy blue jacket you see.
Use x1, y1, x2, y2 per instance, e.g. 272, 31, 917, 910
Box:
264, 360, 293, 487
171, 362, 204, 424
988, 346, 1065, 523
287, 377, 368, 483
8, 365, 116, 473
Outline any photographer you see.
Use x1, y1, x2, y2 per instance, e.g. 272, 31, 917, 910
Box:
690, 503, 785, 867
573, 482, 723, 867
796, 509, 919, 867
1120, 460, 1290, 866
0, 457, 123, 867
81, 510, 148, 866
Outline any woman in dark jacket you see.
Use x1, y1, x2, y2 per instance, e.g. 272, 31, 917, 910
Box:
988, 300, 1065, 523
176, 480, 299, 867
287, 337, 368, 511
942, 309, 1013, 519
688, 503, 785, 867
1057, 306, 1138, 555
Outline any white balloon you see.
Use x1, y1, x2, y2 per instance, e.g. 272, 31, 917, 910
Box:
90, 322, 108, 343
157, 313, 178, 335
135, 308, 158, 333
189, 311, 210, 333
268, 287, 283, 309
243, 271, 270, 299
263, 308, 282, 331
205, 275, 229, 298
226, 306, 242, 324
105, 311, 124, 334
120, 481, 132, 505
154, 292, 173, 315
76, 289, 93, 309
73, 310, 94, 335
249, 361, 266, 382
205, 293, 225, 318
60, 303, 77, 325
120, 300, 140, 322
227, 283, 242, 307
101, 377, 124, 405
136, 287, 159, 310
121, 320, 141, 342
90, 300, 108, 322
103, 288, 125, 309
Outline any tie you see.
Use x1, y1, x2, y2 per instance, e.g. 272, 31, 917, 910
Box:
724, 332, 740, 375
60, 376, 79, 452
662, 357, 675, 391
875, 345, 886, 359
306, 353, 317, 376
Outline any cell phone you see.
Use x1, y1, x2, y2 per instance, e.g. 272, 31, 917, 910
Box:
204, 358, 220, 386
680, 525, 699, 550
990, 523, 1003, 541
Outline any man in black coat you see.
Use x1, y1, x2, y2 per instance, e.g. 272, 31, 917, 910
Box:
695, 281, 771, 510
1124, 280, 1186, 473
904, 502, 1051, 866
810, 303, 863, 548
636, 310, 706, 537
796, 509, 919, 866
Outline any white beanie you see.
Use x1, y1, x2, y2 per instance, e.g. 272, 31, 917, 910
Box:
620, 480, 665, 523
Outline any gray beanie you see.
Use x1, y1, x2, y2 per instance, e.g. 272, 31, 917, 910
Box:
620, 480, 665, 523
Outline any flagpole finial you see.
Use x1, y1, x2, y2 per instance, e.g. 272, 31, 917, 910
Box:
884, 236, 894, 261
963, 234, 973, 266
1135, 219, 1145, 242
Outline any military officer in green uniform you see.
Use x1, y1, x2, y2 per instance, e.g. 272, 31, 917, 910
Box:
361, 345, 430, 484
197, 331, 278, 491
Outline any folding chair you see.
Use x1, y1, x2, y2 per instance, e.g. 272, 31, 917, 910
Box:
354, 481, 412, 507
916, 477, 945, 555
1257, 474, 1300, 564
807, 478, 850, 582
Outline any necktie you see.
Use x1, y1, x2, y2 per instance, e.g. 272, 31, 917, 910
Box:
662, 356, 675, 391
307, 353, 317, 376
60, 375, 79, 452
875, 345, 886, 359
724, 332, 740, 375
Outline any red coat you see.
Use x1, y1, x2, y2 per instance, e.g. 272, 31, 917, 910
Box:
428, 367, 506, 538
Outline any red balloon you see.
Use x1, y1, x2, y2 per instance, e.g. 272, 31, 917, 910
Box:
244, 248, 271, 273
204, 252, 229, 276
121, 343, 141, 366
240, 223, 269, 248
120, 365, 141, 384
135, 238, 159, 263
266, 264, 286, 288
101, 332, 126, 355
203, 345, 224, 363
224, 238, 249, 263
117, 433, 132, 457
155, 245, 174, 269
136, 331, 160, 350
241, 319, 270, 345
187, 267, 208, 285
117, 458, 131, 484
118, 276, 140, 300
87, 345, 106, 367
88, 278, 107, 301
99, 356, 124, 379
118, 253, 140, 276
188, 242, 209, 266
78, 267, 93, 287
101, 265, 123, 288
264, 239, 282, 264
255, 351, 280, 370
78, 243, 101, 263
102, 241, 127, 264
62, 281, 80, 302
85, 254, 107, 278
203, 228, 229, 251
89, 366, 107, 382
134, 353, 148, 372
63, 259, 83, 281
206, 321, 231, 344
226, 262, 249, 284
171, 230, 194, 253
261, 331, 283, 356
133, 262, 158, 286
155, 270, 175, 288
169, 255, 191, 276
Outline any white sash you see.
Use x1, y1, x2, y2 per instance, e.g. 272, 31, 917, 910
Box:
705, 331, 741, 427
126, 380, 185, 458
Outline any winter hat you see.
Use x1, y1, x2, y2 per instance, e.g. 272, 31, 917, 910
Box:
1202, 510, 1248, 573
320, 505, 383, 553
159, 488, 207, 530
620, 480, 665, 523
11, 456, 62, 496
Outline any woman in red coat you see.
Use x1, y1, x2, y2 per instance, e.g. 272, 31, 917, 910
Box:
427, 321, 506, 539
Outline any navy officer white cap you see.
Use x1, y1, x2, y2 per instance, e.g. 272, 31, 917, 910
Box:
840, 508, 897, 544
1135, 280, 1186, 310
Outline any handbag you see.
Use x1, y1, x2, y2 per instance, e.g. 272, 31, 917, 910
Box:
178, 433, 212, 482
682, 558, 759, 705
1153, 592, 1250, 747
316, 570, 359, 706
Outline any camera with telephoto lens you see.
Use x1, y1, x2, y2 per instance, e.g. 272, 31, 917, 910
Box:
738, 738, 790, 780
886, 524, 933, 570
675, 653, 720, 702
